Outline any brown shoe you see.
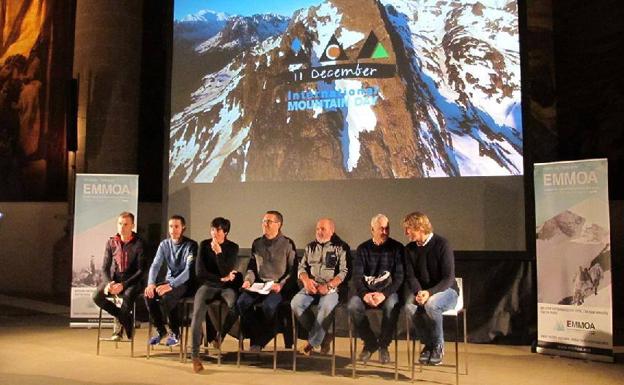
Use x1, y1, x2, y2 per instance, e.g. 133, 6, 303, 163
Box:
320, 333, 333, 355
300, 342, 314, 356
192, 357, 204, 373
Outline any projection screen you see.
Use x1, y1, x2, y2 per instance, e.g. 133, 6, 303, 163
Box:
168, 0, 525, 251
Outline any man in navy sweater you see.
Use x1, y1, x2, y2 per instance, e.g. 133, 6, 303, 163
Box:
403, 212, 458, 366
145, 215, 198, 347
348, 214, 404, 364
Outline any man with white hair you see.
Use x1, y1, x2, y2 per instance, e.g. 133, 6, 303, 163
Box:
348, 214, 404, 364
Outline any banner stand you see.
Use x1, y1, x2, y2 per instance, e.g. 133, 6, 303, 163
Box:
534, 159, 613, 362
70, 174, 139, 327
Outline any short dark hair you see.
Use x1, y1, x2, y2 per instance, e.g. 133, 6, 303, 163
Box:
211, 217, 231, 233
118, 211, 135, 223
169, 214, 186, 226
266, 210, 283, 226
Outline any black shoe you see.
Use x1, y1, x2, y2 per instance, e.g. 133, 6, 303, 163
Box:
418, 345, 432, 364
358, 349, 373, 364
379, 347, 391, 364
429, 344, 444, 366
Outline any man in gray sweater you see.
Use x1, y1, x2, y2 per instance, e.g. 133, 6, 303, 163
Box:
291, 218, 349, 355
237, 210, 296, 351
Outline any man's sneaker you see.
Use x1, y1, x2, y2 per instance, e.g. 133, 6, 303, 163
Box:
358, 349, 373, 364
110, 331, 123, 342
148, 333, 165, 346
418, 345, 432, 365
429, 344, 444, 366
379, 347, 391, 364
192, 357, 204, 373
320, 333, 332, 355
165, 333, 180, 347
300, 342, 314, 356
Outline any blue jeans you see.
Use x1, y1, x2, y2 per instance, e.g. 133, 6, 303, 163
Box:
347, 292, 400, 351
236, 291, 283, 348
404, 287, 458, 347
291, 288, 339, 347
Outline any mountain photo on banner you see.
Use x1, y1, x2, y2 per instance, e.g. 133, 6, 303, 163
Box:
169, 0, 523, 190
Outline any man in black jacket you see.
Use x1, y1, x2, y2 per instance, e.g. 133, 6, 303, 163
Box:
403, 211, 458, 366
92, 212, 146, 339
190, 217, 240, 373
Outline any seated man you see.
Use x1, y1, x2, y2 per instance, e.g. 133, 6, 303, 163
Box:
348, 214, 404, 364
237, 210, 296, 352
190, 217, 241, 373
291, 218, 349, 355
403, 212, 458, 366
145, 215, 198, 347
92, 211, 146, 339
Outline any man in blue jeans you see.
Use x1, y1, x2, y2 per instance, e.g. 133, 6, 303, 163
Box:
348, 214, 404, 364
291, 218, 349, 355
402, 211, 458, 366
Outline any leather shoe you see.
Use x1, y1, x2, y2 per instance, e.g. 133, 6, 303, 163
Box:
358, 349, 372, 364
300, 342, 314, 356
429, 344, 444, 366
192, 357, 204, 373
379, 347, 391, 364
418, 345, 432, 364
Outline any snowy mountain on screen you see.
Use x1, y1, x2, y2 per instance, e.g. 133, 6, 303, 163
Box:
169, 0, 523, 189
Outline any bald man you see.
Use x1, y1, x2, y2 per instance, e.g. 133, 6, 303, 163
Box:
291, 218, 349, 355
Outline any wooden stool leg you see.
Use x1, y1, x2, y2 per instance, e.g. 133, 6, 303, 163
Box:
96, 307, 103, 355
292, 310, 297, 372
331, 315, 336, 377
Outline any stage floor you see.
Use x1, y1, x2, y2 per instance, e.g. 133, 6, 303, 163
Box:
1, 297, 623, 385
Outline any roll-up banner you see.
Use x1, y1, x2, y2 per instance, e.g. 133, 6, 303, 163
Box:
534, 159, 613, 362
70, 174, 139, 327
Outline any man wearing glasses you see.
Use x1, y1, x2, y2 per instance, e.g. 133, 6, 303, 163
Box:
237, 210, 296, 352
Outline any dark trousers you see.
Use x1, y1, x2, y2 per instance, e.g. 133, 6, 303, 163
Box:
191, 285, 238, 357
348, 292, 400, 351
145, 283, 188, 336
92, 281, 141, 321
236, 291, 283, 348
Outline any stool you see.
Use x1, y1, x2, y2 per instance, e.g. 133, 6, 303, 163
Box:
236, 301, 292, 370
181, 298, 225, 365
291, 303, 340, 376
348, 307, 399, 380
406, 278, 467, 384
146, 298, 186, 362
96, 297, 136, 357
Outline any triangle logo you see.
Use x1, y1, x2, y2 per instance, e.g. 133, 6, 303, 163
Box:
371, 42, 389, 59
287, 37, 309, 64
319, 34, 349, 62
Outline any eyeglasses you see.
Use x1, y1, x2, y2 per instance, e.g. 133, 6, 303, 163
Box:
262, 219, 280, 225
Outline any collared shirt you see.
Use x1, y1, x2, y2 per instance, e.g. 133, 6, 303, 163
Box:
417, 232, 434, 247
